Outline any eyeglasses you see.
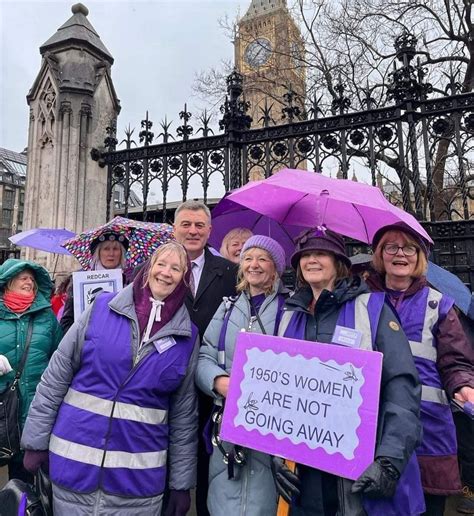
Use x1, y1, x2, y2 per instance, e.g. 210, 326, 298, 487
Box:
383, 243, 418, 257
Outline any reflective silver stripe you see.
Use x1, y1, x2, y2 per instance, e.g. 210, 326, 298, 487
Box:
49, 435, 167, 469
278, 311, 293, 337
279, 296, 373, 349
409, 341, 437, 362
104, 449, 167, 469
217, 351, 226, 367
421, 385, 449, 405
64, 388, 168, 425
50, 434, 103, 466
407, 288, 441, 363
353, 294, 373, 351
421, 288, 442, 352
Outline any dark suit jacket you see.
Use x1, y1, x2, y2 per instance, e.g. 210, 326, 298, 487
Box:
185, 247, 238, 341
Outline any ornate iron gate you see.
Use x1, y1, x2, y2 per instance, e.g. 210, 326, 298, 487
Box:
92, 33, 473, 288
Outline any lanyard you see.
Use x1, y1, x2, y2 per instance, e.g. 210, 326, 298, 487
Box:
217, 293, 285, 369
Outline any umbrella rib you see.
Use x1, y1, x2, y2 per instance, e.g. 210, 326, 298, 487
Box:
251, 212, 295, 242
280, 192, 310, 225
352, 204, 370, 243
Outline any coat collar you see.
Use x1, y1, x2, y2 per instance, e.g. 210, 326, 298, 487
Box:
108, 284, 192, 340
0, 290, 52, 319
366, 272, 427, 296
191, 247, 227, 303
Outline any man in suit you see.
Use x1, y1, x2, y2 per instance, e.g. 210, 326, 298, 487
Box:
174, 200, 238, 516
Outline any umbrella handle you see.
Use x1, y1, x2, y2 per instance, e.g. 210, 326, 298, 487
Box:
276, 460, 296, 516
52, 254, 59, 276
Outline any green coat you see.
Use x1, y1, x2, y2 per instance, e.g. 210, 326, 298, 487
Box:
0, 259, 63, 429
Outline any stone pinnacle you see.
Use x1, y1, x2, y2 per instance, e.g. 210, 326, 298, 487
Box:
71, 3, 89, 16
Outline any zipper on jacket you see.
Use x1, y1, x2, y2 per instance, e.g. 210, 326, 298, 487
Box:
240, 452, 250, 516
337, 477, 345, 516
97, 350, 156, 488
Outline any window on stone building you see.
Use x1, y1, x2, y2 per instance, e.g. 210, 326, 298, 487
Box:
0, 228, 9, 246
2, 209, 13, 228
3, 189, 14, 209
19, 192, 25, 205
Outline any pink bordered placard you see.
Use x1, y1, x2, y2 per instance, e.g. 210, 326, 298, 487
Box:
220, 332, 383, 480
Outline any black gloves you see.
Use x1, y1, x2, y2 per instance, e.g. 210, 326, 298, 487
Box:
351, 457, 400, 499
271, 456, 301, 504
163, 490, 191, 516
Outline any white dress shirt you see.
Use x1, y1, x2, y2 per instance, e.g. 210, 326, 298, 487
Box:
191, 251, 206, 293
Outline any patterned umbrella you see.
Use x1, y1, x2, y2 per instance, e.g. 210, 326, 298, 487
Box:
61, 216, 174, 270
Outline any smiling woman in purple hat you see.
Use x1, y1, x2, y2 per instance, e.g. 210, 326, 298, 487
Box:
369, 223, 474, 516
275, 226, 424, 516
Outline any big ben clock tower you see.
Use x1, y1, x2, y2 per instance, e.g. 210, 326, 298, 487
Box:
236, 0, 305, 128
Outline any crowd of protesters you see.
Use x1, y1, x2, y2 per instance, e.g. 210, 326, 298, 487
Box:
0, 199, 472, 516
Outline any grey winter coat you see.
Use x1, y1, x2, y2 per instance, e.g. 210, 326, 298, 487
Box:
196, 283, 287, 516
21, 284, 199, 515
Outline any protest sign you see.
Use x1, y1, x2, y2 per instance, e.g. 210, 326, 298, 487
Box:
72, 269, 123, 320
220, 332, 383, 480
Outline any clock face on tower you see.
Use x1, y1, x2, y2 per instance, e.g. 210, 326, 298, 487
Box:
244, 38, 273, 68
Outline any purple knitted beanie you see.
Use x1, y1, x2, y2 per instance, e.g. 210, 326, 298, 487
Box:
241, 235, 286, 275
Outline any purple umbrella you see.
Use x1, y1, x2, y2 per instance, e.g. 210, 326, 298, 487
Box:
9, 228, 75, 255
209, 197, 305, 265
223, 168, 433, 246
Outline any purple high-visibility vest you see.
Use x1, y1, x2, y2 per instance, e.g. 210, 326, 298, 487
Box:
49, 293, 197, 498
280, 293, 425, 516
279, 292, 385, 350
392, 286, 457, 458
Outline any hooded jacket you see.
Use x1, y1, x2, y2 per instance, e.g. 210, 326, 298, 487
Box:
0, 259, 62, 428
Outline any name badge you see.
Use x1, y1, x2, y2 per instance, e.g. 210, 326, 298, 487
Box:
332, 325, 362, 348
154, 337, 177, 354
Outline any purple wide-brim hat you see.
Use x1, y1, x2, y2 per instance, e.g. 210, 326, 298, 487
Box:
291, 227, 351, 270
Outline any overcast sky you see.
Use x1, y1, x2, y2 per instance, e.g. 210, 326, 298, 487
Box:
1, 0, 247, 154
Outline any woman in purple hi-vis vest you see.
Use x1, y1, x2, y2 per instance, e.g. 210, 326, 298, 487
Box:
369, 224, 474, 516
20, 241, 199, 516
274, 227, 425, 516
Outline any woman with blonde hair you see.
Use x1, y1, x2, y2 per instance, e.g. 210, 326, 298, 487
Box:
196, 235, 287, 516
369, 223, 474, 516
219, 227, 253, 264
21, 241, 199, 516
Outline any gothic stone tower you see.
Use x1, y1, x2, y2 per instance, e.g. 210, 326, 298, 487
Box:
235, 0, 305, 128
23, 3, 120, 272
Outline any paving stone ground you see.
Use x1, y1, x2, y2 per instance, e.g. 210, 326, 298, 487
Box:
0, 467, 464, 515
